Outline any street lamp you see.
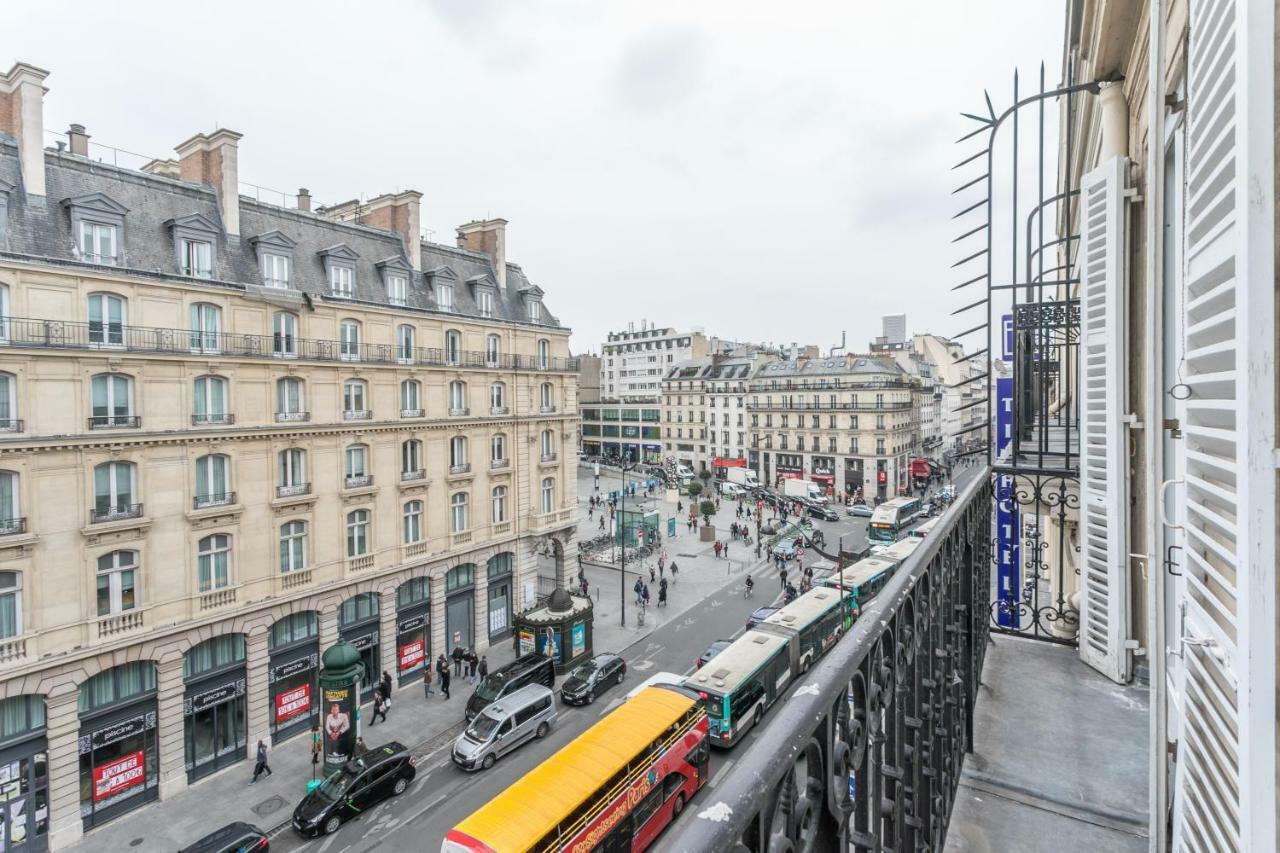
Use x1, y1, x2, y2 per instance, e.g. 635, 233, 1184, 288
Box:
619, 452, 636, 627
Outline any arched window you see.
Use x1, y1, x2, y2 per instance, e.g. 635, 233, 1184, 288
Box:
96, 550, 138, 616
448, 380, 467, 414
0, 470, 19, 532
346, 510, 370, 557
400, 379, 422, 416
402, 500, 423, 544
92, 461, 136, 521
339, 319, 361, 361
78, 661, 156, 713
396, 325, 416, 363
88, 292, 126, 346
339, 592, 379, 626
0, 372, 19, 431
344, 444, 369, 485
183, 635, 245, 679
537, 339, 550, 370
342, 379, 368, 418
90, 373, 134, 428
196, 534, 232, 592
450, 493, 468, 533
541, 477, 555, 515
489, 382, 506, 413
491, 486, 507, 523
397, 578, 429, 609
193, 375, 230, 424
485, 334, 501, 367
445, 564, 473, 592
189, 303, 221, 354
401, 439, 423, 476
540, 429, 555, 459
540, 382, 555, 412
270, 611, 318, 648
272, 311, 298, 357
276, 377, 306, 420
279, 520, 307, 573
449, 436, 468, 470
490, 433, 507, 465
444, 330, 461, 365
277, 448, 307, 495
0, 572, 20, 638
194, 453, 231, 507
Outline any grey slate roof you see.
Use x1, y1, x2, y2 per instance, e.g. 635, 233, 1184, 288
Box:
752, 354, 905, 379
0, 137, 564, 330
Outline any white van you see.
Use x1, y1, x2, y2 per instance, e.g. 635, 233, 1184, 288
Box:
450, 684, 556, 771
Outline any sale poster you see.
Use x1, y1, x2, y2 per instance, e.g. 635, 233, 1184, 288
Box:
398, 640, 425, 672
274, 683, 311, 724
93, 751, 145, 803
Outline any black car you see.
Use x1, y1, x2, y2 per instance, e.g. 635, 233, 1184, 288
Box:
697, 640, 733, 669
560, 653, 626, 705
180, 821, 269, 853
746, 606, 779, 630
466, 653, 555, 721
292, 742, 415, 837
808, 505, 840, 522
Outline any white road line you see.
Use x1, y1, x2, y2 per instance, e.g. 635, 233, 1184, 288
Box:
708, 758, 735, 789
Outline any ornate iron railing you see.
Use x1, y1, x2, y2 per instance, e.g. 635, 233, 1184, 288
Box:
657, 470, 992, 852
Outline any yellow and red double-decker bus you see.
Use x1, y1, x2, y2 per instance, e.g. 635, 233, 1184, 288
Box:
442, 686, 709, 852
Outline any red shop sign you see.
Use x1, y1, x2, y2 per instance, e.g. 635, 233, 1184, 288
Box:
398, 640, 425, 672
274, 683, 311, 724
93, 750, 146, 803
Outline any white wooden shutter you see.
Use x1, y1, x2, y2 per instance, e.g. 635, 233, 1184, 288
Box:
1076, 154, 1132, 683
1172, 0, 1276, 850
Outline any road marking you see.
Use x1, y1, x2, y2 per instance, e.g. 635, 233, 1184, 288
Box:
708, 758, 735, 789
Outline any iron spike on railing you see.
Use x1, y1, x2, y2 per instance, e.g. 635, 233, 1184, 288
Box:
952, 198, 988, 219
951, 173, 989, 194
950, 248, 988, 268
951, 273, 988, 291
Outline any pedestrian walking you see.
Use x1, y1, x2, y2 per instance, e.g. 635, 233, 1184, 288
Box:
599, 514, 606, 531
649, 563, 655, 583
310, 724, 321, 767
780, 567, 789, 590
467, 648, 479, 683
580, 574, 590, 596
380, 670, 392, 702
370, 692, 388, 725
658, 577, 668, 606
423, 664, 434, 697
633, 577, 643, 605
642, 583, 651, 608
669, 560, 679, 583
478, 656, 489, 680
250, 740, 272, 783
452, 644, 464, 676
724, 540, 730, 557
713, 541, 722, 559
658, 560, 665, 580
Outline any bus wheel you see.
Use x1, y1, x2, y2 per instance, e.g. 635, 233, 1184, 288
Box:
754, 707, 764, 730
672, 792, 686, 817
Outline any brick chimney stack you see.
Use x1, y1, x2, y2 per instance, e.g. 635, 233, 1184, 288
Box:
320, 191, 421, 270
0, 62, 50, 197
67, 123, 89, 156
174, 129, 243, 237
456, 218, 508, 289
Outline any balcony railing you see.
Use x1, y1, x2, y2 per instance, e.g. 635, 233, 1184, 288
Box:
343, 409, 372, 421
449, 407, 470, 417
539, 404, 558, 414
490, 458, 510, 470
747, 401, 912, 412
344, 474, 373, 489
275, 410, 310, 423
400, 469, 426, 482
193, 492, 236, 510
540, 452, 558, 464
97, 609, 144, 638
661, 470, 992, 851
276, 483, 311, 498
0, 316, 581, 371
0, 517, 26, 536
90, 502, 143, 523
192, 412, 235, 426
0, 419, 23, 432
400, 408, 425, 418
490, 406, 510, 416
88, 415, 141, 430
448, 463, 471, 476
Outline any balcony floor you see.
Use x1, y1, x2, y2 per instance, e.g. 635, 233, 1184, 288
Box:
946, 635, 1149, 853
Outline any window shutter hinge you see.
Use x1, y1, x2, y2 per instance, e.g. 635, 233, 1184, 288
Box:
1124, 639, 1142, 654
1122, 414, 1142, 429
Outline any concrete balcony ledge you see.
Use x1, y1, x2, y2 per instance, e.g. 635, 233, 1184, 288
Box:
946, 635, 1149, 853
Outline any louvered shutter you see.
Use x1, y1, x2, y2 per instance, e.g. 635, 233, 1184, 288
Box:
1171, 0, 1276, 850
1076, 154, 1132, 683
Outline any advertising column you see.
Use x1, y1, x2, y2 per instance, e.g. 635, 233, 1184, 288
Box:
317, 641, 364, 771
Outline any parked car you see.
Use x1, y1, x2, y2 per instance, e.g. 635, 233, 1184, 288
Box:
808, 505, 840, 522
292, 742, 415, 837
452, 685, 557, 771
181, 821, 269, 853
466, 653, 555, 721
697, 640, 733, 669
560, 653, 626, 705
746, 606, 780, 630
846, 503, 874, 518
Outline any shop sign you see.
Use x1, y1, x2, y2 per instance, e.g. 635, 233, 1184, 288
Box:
398, 640, 425, 672
397, 614, 426, 634
184, 677, 245, 716
811, 456, 835, 476
346, 630, 378, 652
92, 750, 145, 802
271, 653, 317, 682
274, 684, 311, 724
85, 713, 153, 753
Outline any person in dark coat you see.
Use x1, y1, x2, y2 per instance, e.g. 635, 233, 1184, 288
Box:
250, 740, 272, 783
467, 648, 478, 683
437, 654, 451, 699
452, 644, 464, 676
380, 670, 392, 701
478, 656, 488, 680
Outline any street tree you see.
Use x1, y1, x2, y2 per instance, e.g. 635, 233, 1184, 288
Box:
699, 499, 716, 526
686, 481, 703, 500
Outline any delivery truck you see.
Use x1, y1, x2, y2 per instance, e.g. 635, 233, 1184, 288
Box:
726, 467, 761, 489
783, 478, 823, 500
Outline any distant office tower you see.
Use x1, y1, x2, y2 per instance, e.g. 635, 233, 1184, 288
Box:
883, 313, 907, 344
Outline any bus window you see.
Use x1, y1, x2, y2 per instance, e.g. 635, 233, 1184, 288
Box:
632, 785, 664, 833
663, 772, 687, 801
729, 681, 764, 724
600, 820, 631, 853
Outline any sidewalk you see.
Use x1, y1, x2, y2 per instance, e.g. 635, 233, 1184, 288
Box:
68, 644, 518, 851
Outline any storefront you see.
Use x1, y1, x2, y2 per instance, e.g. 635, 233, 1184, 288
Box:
844, 458, 864, 495
182, 635, 247, 783
268, 612, 320, 743
0, 696, 48, 850
445, 565, 475, 653
775, 454, 803, 481
395, 578, 430, 686
77, 662, 158, 830
810, 456, 835, 492
486, 554, 514, 640
338, 594, 381, 702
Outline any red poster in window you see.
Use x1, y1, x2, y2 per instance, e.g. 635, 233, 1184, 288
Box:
92, 750, 146, 803
274, 683, 311, 724
398, 640, 425, 672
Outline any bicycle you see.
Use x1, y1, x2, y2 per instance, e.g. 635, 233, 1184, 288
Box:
743, 581, 754, 599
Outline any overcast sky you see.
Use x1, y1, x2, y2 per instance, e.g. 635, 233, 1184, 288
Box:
5, 1, 1063, 355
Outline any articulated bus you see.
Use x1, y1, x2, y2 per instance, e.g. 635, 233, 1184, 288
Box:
755, 587, 850, 671
819, 555, 898, 608
442, 686, 709, 853
875, 537, 922, 565
909, 517, 939, 540
867, 496, 923, 543
684, 631, 791, 748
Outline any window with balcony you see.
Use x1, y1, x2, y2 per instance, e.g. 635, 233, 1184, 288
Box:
330, 264, 354, 298
445, 330, 461, 365
194, 453, 232, 508
540, 429, 556, 461
540, 382, 555, 413
386, 274, 407, 307
829, 437, 837, 453
402, 500, 423, 544
339, 319, 361, 361
279, 521, 307, 573
92, 461, 136, 522
193, 375, 231, 425
401, 439, 423, 479
449, 436, 468, 472
537, 339, 550, 370
262, 253, 290, 288
486, 334, 501, 367
79, 220, 119, 266
489, 382, 506, 414
0, 471, 20, 535
276, 377, 306, 421
396, 324, 415, 363
0, 572, 20, 639
448, 380, 467, 415
277, 448, 307, 496
196, 534, 232, 592
400, 379, 422, 417
345, 444, 370, 487
0, 373, 19, 433
181, 238, 213, 278
95, 551, 137, 617
541, 477, 555, 515
490, 433, 507, 467
450, 493, 468, 533
188, 303, 221, 354
272, 311, 298, 358
343, 379, 369, 420
88, 292, 126, 347
491, 486, 507, 523
346, 510, 370, 557
437, 284, 454, 312
797, 436, 806, 452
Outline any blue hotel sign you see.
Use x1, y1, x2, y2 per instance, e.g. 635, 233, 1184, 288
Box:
995, 321, 1020, 628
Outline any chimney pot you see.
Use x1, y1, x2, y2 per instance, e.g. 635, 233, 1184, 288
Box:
67, 123, 90, 156
0, 62, 51, 197
174, 128, 243, 237
297, 188, 311, 212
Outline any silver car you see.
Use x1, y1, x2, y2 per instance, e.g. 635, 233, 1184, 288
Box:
451, 684, 556, 771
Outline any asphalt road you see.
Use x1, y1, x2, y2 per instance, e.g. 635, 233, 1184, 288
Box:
271, 568, 764, 853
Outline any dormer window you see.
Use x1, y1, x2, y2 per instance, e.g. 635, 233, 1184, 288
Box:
477, 290, 493, 317
63, 193, 128, 267
250, 230, 296, 290
182, 239, 213, 278
528, 300, 541, 322
387, 275, 407, 306
331, 266, 353, 297
319, 244, 360, 298
376, 256, 413, 307
166, 213, 218, 280
438, 284, 454, 312
80, 222, 118, 266
262, 253, 290, 288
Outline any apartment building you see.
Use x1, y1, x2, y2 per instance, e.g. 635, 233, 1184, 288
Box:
747, 354, 920, 500
659, 350, 775, 473
867, 336, 946, 462
0, 62, 578, 849
599, 321, 709, 402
